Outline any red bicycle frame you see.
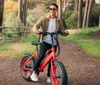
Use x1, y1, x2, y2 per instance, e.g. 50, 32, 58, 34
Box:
39, 47, 58, 71
39, 47, 58, 85
23, 45, 58, 72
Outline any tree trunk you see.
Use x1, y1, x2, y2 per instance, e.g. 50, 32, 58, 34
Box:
23, 0, 27, 26
18, 0, 21, 21
75, 0, 79, 12
82, 0, 89, 28
18, 0, 23, 23
77, 0, 83, 28
57, 0, 62, 20
63, 0, 68, 12
86, 0, 93, 27
18, 0, 27, 26
0, 0, 4, 32
99, 16, 100, 27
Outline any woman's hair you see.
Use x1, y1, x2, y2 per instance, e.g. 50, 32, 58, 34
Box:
50, 3, 58, 9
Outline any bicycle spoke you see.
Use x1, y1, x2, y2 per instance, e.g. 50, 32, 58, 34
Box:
56, 69, 62, 84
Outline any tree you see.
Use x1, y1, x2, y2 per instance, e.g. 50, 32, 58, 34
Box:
99, 16, 100, 27
75, 0, 79, 12
83, 0, 94, 27
56, 0, 63, 20
22, 0, 27, 26
86, 0, 93, 27
62, 0, 68, 11
18, 0, 27, 26
77, 0, 83, 28
18, 0, 21, 23
0, 0, 4, 32
82, 0, 89, 27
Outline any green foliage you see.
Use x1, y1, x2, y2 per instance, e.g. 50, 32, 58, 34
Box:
0, 33, 37, 58
26, 5, 48, 26
77, 40, 100, 58
0, 43, 9, 51
6, 33, 13, 38
4, 12, 24, 33
63, 10, 73, 20
62, 27, 100, 58
64, 28, 100, 40
75, 28, 93, 39
27, 14, 35, 26
19, 33, 37, 43
63, 10, 77, 29
51, 0, 56, 3
91, 4, 100, 26
0, 42, 34, 59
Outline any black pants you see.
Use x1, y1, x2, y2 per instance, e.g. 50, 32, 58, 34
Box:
33, 41, 57, 77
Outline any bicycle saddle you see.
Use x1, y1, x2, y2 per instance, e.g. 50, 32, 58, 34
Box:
31, 41, 41, 46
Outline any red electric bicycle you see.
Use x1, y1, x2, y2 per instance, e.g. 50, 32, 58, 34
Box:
20, 32, 68, 85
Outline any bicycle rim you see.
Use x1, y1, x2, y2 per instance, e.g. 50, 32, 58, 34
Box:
21, 57, 33, 79
51, 65, 62, 85
51, 61, 68, 85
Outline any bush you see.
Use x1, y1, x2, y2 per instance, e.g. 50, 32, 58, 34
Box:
19, 33, 37, 43
6, 33, 13, 38
63, 10, 73, 20
63, 10, 77, 29
26, 5, 48, 27
91, 4, 100, 27
4, 12, 24, 33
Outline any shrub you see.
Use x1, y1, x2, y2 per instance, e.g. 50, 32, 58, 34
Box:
19, 33, 37, 43
63, 10, 73, 20
26, 5, 48, 27
63, 10, 77, 29
4, 12, 24, 33
6, 33, 13, 38
91, 4, 100, 27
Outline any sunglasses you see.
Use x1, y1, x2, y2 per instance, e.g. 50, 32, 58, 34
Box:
50, 8, 56, 11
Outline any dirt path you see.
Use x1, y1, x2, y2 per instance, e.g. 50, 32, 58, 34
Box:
0, 39, 100, 85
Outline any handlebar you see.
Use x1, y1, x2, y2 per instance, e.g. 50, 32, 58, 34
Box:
39, 31, 69, 36
32, 31, 69, 57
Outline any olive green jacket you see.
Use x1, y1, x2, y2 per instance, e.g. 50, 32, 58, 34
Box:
33, 15, 65, 41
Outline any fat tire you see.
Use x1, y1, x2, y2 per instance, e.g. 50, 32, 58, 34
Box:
20, 54, 35, 81
51, 61, 68, 85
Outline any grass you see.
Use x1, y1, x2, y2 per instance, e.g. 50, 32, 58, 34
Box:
77, 40, 100, 58
0, 27, 100, 59
0, 33, 37, 59
62, 27, 100, 58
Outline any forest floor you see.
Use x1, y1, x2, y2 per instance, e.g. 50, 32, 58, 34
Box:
0, 38, 100, 85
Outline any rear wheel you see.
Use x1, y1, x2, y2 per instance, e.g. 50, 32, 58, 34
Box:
51, 61, 68, 85
20, 54, 35, 81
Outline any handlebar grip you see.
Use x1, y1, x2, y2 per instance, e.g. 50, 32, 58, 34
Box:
39, 32, 47, 36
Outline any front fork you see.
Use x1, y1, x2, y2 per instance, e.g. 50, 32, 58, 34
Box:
51, 60, 58, 85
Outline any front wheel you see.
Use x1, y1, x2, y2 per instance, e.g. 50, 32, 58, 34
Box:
20, 54, 35, 81
51, 61, 68, 85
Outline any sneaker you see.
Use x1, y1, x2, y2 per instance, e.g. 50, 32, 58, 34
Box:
47, 77, 51, 83
30, 72, 38, 81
